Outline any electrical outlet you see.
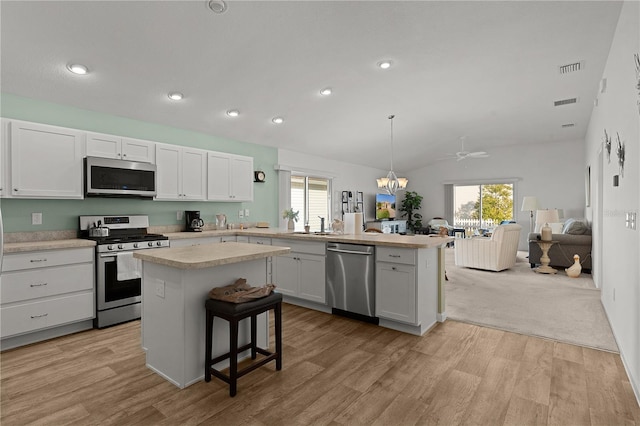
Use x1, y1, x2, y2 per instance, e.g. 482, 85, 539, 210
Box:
239, 209, 244, 219
244, 209, 250, 217
177, 211, 184, 221
155, 280, 165, 298
32, 213, 42, 225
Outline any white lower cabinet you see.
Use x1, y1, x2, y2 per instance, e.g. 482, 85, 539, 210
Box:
0, 247, 95, 341
375, 247, 418, 324
376, 262, 417, 324
272, 239, 325, 304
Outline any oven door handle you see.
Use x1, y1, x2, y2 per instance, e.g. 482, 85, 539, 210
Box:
99, 253, 119, 259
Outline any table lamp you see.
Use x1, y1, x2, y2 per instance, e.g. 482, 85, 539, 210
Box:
521, 196, 539, 233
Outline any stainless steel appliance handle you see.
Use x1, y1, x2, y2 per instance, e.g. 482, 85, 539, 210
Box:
99, 253, 120, 259
326, 247, 373, 256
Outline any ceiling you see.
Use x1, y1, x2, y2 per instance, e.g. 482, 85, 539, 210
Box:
0, 1, 623, 172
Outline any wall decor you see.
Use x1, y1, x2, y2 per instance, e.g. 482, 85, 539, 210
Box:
635, 53, 640, 114
616, 132, 625, 177
604, 129, 612, 163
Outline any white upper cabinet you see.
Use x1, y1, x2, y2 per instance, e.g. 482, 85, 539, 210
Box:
155, 143, 206, 201
9, 120, 84, 199
207, 152, 253, 202
86, 132, 155, 163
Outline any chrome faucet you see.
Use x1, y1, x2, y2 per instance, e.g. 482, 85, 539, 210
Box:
319, 216, 325, 233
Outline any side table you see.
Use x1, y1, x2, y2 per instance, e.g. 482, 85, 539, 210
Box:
534, 240, 557, 274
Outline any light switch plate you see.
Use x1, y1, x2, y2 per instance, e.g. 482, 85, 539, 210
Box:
32, 212, 42, 225
177, 211, 184, 221
244, 209, 250, 217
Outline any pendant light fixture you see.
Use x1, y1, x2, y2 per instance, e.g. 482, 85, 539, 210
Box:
376, 114, 408, 194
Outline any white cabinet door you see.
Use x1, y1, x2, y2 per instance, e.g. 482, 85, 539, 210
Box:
180, 148, 206, 200
376, 262, 417, 324
230, 156, 253, 201
10, 121, 83, 199
207, 152, 231, 200
155, 143, 181, 200
273, 254, 299, 297
86, 132, 121, 159
298, 253, 326, 303
121, 137, 155, 163
207, 152, 253, 202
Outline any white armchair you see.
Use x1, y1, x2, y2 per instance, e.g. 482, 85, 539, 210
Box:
454, 224, 522, 271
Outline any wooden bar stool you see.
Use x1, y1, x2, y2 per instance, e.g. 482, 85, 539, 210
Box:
204, 292, 282, 397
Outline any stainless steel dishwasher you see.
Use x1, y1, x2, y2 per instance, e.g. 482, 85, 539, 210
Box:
326, 243, 378, 324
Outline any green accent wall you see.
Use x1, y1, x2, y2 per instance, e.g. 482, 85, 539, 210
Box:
0, 93, 279, 232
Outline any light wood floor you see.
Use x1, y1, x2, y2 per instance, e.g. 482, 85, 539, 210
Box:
2, 303, 639, 425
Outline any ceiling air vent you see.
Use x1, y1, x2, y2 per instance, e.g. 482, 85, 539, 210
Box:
559, 61, 584, 74
561, 123, 575, 128
554, 97, 578, 107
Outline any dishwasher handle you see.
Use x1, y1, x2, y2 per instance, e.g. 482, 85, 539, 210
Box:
327, 247, 373, 256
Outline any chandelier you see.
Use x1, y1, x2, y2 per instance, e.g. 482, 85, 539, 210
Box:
376, 114, 408, 194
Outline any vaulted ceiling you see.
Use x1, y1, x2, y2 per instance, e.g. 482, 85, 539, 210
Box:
0, 1, 623, 171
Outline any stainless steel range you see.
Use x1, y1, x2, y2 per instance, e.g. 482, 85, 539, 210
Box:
79, 215, 169, 328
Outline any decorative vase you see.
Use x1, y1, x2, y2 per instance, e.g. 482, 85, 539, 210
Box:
287, 219, 295, 230
541, 223, 552, 241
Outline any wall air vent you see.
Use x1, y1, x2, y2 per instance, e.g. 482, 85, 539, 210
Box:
559, 61, 584, 74
561, 123, 575, 128
554, 97, 578, 107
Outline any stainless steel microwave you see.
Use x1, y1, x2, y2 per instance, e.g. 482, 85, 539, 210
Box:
85, 156, 157, 198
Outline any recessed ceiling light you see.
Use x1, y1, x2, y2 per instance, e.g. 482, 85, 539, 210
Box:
67, 63, 88, 75
377, 60, 392, 69
227, 109, 240, 117
168, 92, 184, 101
272, 117, 284, 124
320, 87, 332, 96
208, 0, 227, 13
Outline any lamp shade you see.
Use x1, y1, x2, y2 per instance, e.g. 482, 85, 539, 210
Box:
535, 209, 560, 231
521, 196, 539, 212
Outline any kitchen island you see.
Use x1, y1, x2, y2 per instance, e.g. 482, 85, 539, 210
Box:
133, 242, 290, 388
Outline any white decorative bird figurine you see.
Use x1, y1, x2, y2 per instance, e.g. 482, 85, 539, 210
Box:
566, 254, 582, 278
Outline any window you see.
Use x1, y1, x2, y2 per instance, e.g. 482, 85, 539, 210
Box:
291, 175, 331, 231
453, 183, 514, 234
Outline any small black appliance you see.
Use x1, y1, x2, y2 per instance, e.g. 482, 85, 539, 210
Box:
186, 210, 204, 232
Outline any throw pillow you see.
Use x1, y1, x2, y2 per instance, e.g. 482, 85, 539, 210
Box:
563, 218, 589, 235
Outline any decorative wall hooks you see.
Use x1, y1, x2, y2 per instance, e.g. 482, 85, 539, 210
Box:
604, 129, 612, 163
616, 132, 625, 178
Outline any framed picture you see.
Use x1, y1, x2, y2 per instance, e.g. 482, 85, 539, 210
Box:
585, 166, 591, 207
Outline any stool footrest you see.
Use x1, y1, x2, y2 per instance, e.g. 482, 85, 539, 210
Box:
207, 349, 278, 382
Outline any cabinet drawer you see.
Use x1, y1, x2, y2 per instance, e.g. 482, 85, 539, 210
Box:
249, 237, 271, 246
169, 237, 221, 248
376, 247, 416, 265
1, 263, 94, 304
3, 248, 94, 272
1, 292, 94, 338
272, 239, 325, 255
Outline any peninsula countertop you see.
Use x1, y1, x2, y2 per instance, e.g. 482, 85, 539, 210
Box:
164, 229, 453, 249
133, 241, 291, 270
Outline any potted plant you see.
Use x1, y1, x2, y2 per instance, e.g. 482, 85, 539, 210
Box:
282, 208, 299, 230
399, 191, 423, 233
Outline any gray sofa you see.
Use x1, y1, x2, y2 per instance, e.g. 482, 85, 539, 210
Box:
528, 219, 592, 272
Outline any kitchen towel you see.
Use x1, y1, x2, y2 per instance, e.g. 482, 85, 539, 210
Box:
344, 213, 363, 235
117, 252, 141, 281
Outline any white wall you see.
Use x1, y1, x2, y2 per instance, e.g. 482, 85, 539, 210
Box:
585, 1, 640, 404
277, 148, 388, 227
405, 139, 586, 250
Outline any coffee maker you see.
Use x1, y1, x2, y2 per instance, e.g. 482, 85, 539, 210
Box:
185, 211, 204, 232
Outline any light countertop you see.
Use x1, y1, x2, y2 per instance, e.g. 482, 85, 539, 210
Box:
3, 239, 96, 254
166, 228, 452, 249
133, 241, 291, 270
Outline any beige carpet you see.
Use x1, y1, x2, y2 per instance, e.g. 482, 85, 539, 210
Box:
445, 249, 619, 352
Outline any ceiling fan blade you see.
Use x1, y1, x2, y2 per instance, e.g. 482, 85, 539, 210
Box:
468, 151, 489, 158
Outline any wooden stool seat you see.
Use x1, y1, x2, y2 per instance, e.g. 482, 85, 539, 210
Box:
204, 292, 282, 396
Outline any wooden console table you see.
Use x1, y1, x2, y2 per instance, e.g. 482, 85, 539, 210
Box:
534, 240, 557, 274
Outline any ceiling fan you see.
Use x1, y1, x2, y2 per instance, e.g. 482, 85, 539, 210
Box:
440, 137, 489, 161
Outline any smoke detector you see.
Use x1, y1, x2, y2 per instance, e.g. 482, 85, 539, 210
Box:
207, 0, 227, 14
